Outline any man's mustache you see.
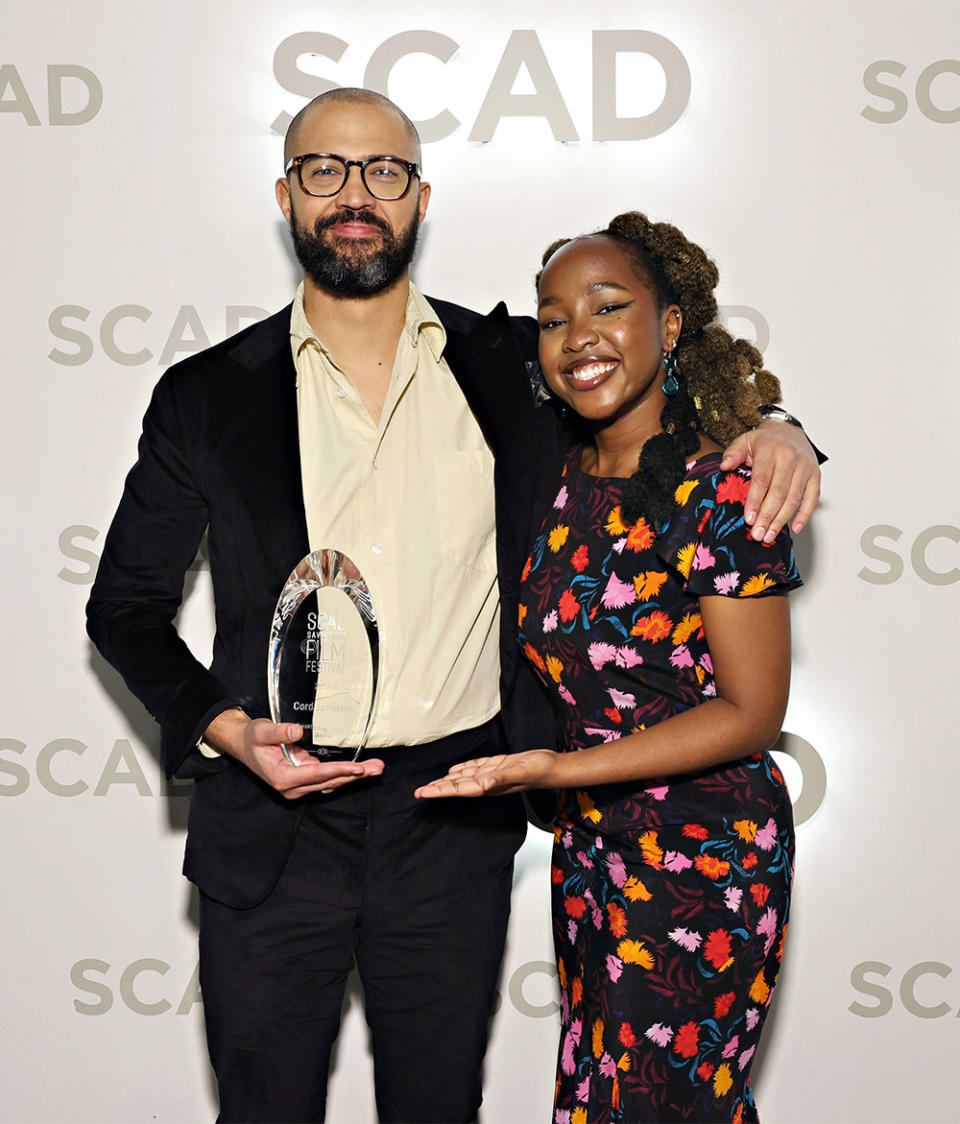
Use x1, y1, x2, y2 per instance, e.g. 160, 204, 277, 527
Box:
315, 209, 391, 236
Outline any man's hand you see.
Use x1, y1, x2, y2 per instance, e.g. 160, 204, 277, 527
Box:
414, 749, 559, 799
204, 709, 383, 799
720, 419, 821, 542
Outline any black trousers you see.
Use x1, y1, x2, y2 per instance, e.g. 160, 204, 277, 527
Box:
199, 720, 528, 1123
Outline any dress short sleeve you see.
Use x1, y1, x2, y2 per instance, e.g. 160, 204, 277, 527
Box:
656, 458, 802, 598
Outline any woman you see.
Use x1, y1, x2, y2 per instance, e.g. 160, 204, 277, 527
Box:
417, 212, 800, 1123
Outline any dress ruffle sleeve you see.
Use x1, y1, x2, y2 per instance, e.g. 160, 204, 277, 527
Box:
656, 460, 803, 598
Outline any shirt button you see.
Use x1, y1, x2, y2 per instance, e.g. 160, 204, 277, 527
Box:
371, 542, 383, 555
336, 386, 348, 398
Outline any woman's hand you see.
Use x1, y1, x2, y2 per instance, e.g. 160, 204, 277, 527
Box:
414, 749, 560, 798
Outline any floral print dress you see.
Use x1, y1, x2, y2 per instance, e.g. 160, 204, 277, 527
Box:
518, 450, 802, 1124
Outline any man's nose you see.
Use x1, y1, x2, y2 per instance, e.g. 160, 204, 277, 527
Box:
336, 164, 375, 208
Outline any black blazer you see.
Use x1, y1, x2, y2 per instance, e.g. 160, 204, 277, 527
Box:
87, 297, 562, 908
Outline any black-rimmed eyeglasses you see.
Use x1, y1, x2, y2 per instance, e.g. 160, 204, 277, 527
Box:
284, 153, 421, 201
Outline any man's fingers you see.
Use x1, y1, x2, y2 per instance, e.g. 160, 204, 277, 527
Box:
790, 472, 821, 534
720, 432, 751, 471
746, 455, 795, 540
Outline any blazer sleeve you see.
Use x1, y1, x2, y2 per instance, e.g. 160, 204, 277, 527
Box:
86, 368, 240, 779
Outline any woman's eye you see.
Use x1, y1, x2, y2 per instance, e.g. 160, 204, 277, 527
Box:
538, 319, 564, 331
597, 302, 628, 315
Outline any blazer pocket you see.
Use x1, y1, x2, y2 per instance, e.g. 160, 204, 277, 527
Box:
434, 450, 496, 573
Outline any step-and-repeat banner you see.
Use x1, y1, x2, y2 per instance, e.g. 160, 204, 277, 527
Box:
3, 2, 958, 1121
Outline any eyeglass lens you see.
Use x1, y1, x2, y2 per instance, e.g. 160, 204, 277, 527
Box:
298, 156, 412, 200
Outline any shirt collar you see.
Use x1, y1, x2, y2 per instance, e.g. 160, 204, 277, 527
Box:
289, 281, 447, 363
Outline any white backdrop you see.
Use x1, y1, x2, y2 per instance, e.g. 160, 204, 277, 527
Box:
3, 2, 959, 1121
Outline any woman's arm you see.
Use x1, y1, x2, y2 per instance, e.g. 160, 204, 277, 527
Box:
415, 593, 790, 798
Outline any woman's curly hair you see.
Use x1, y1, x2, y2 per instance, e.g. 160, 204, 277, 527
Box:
539, 211, 782, 528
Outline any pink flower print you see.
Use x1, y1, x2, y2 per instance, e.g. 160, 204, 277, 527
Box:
738, 1045, 756, 1071
612, 538, 626, 554
588, 641, 618, 670
556, 1111, 571, 1124
602, 572, 637, 609
560, 990, 570, 1024
599, 1053, 617, 1078
576, 1077, 590, 1103
561, 829, 573, 848
592, 906, 603, 930
757, 906, 778, 956
558, 684, 576, 705
567, 920, 578, 943
615, 645, 644, 668
745, 1008, 760, 1031
553, 485, 569, 509
724, 886, 743, 912
669, 644, 694, 670
668, 927, 702, 952
645, 785, 669, 801
664, 850, 693, 873
702, 681, 717, 698
571, 1016, 583, 1042
754, 817, 778, 851
575, 850, 594, 869
699, 653, 713, 674
693, 543, 716, 571
606, 852, 628, 888
584, 726, 622, 742
607, 687, 637, 710
713, 570, 741, 595
722, 1034, 740, 1059
560, 1029, 576, 1076
606, 954, 624, 983
645, 1022, 673, 1047
542, 609, 558, 633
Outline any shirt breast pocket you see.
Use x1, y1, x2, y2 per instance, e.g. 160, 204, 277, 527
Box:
434, 450, 496, 573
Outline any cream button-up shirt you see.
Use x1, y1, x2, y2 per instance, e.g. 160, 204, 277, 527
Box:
292, 282, 500, 748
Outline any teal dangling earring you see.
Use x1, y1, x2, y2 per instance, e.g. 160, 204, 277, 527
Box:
661, 348, 679, 396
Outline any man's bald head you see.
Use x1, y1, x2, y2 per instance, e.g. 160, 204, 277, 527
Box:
283, 88, 422, 167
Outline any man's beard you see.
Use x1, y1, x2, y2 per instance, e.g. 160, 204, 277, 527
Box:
289, 206, 419, 298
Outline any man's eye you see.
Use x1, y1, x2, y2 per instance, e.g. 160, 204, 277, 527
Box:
369, 164, 401, 179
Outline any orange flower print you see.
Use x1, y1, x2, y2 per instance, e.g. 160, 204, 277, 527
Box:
545, 655, 564, 683
558, 588, 580, 623
695, 854, 731, 880
683, 824, 710, 840
713, 1063, 734, 1097
703, 929, 734, 972
617, 940, 654, 968
638, 830, 664, 869
618, 1022, 636, 1047
697, 1061, 715, 1082
605, 506, 629, 536
565, 896, 587, 919
572, 1108, 587, 1124
521, 555, 533, 582
571, 976, 583, 1008
675, 542, 697, 579
518, 603, 527, 627
716, 472, 750, 506
749, 969, 771, 1005
733, 1104, 745, 1124
607, 902, 628, 938
571, 544, 590, 572
672, 612, 702, 645
714, 992, 736, 1019
576, 791, 602, 824
617, 1051, 631, 1072
592, 1018, 605, 1058
603, 707, 623, 725
625, 517, 655, 552
551, 866, 564, 884
734, 819, 758, 842
741, 573, 776, 596
631, 610, 672, 642
523, 642, 546, 673
742, 852, 759, 870
634, 570, 668, 601
674, 478, 700, 506
623, 876, 652, 901
673, 1021, 700, 1059
548, 524, 570, 553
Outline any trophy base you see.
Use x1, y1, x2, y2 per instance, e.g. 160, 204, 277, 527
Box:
280, 741, 360, 766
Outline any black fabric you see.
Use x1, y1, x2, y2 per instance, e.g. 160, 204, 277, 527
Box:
199, 721, 526, 1124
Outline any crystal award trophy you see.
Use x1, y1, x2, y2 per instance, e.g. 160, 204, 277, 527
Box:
267, 550, 380, 764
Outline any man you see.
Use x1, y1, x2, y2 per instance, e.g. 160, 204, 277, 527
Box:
87, 89, 820, 1123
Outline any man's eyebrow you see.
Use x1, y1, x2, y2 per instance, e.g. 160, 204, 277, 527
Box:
538, 280, 632, 312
